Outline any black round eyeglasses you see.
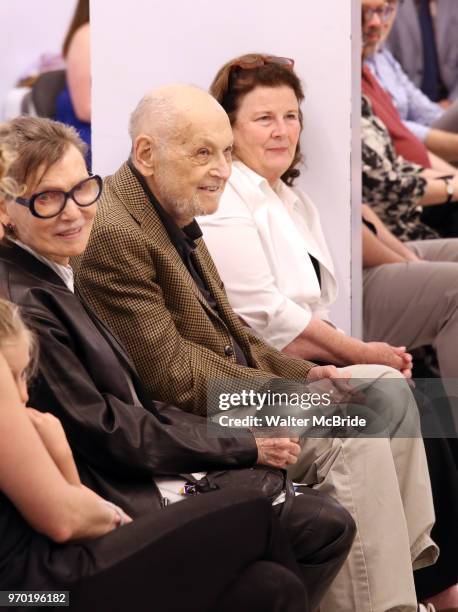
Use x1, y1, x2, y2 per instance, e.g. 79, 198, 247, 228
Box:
14, 175, 103, 219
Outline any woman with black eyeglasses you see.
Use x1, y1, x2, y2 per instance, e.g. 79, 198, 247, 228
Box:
0, 117, 313, 611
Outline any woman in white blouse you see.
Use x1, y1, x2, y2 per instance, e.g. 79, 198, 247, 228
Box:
199, 54, 412, 375
198, 54, 458, 612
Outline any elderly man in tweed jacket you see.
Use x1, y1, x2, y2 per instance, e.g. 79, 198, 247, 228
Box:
76, 85, 437, 612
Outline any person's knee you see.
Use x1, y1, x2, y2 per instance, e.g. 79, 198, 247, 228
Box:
290, 491, 356, 560
359, 367, 419, 434
345, 363, 403, 380
254, 562, 308, 612
220, 561, 308, 612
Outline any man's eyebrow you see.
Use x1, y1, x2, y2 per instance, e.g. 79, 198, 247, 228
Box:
194, 137, 234, 148
193, 138, 215, 148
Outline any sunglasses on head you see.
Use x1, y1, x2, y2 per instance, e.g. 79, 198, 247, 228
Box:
229, 55, 295, 74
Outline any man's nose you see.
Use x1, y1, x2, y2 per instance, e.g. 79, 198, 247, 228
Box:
212, 154, 232, 179
365, 9, 382, 28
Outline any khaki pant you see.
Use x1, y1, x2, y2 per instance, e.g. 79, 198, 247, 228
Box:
363, 238, 458, 402
289, 364, 437, 612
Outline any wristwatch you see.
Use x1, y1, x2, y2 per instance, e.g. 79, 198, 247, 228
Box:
441, 177, 454, 204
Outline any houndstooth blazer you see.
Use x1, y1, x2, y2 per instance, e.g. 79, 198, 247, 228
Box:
75, 162, 315, 416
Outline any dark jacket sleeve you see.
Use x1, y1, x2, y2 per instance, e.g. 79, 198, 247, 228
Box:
25, 305, 258, 479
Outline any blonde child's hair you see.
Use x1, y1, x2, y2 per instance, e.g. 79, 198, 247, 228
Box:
0, 299, 37, 377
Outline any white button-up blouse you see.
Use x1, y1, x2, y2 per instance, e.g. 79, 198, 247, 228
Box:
198, 161, 337, 351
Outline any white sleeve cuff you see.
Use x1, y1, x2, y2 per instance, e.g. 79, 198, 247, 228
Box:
242, 299, 311, 351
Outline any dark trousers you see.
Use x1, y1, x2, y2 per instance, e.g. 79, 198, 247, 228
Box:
19, 490, 306, 612
71, 487, 354, 612
278, 487, 356, 612
17, 487, 354, 612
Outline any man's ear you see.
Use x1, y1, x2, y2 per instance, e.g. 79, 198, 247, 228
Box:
133, 134, 156, 177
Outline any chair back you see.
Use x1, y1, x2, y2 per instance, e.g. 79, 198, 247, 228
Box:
31, 70, 66, 118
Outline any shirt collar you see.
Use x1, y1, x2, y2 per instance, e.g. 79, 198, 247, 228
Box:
9, 238, 74, 292
233, 160, 300, 213
233, 160, 267, 189
127, 158, 202, 256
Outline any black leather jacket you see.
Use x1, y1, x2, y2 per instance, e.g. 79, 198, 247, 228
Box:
0, 243, 257, 515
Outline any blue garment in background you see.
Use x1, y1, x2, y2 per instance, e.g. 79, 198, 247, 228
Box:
55, 84, 92, 170
366, 48, 443, 142
418, 0, 446, 101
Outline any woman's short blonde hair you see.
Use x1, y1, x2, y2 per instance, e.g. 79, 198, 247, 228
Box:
0, 116, 86, 197
0, 144, 37, 377
0, 141, 19, 199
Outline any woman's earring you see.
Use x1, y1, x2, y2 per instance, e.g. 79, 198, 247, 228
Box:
5, 223, 16, 235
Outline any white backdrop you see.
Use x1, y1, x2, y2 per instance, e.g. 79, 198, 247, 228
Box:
0, 0, 75, 117
91, 0, 361, 334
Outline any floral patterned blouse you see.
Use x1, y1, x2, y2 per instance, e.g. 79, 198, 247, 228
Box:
362, 95, 439, 241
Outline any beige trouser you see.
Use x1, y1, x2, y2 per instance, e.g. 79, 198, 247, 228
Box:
363, 238, 458, 403
288, 364, 438, 612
